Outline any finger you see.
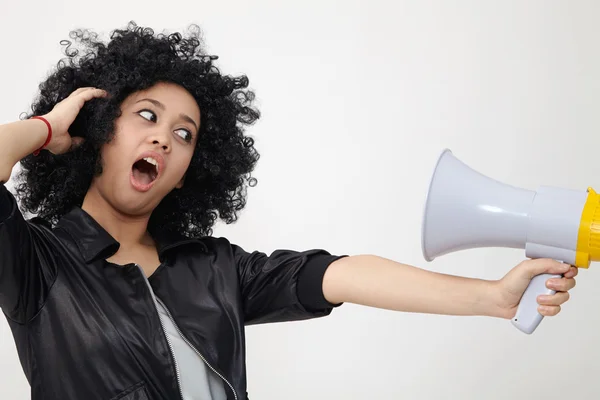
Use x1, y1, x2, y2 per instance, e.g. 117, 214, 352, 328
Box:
522, 258, 570, 278
547, 277, 576, 292
70, 137, 85, 149
538, 305, 561, 317
78, 88, 108, 101
538, 291, 570, 306
69, 87, 97, 97
564, 266, 579, 278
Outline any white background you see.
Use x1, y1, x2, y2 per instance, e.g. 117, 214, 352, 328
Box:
1, 1, 599, 399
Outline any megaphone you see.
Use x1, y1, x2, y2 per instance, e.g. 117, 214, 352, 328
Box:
421, 149, 600, 334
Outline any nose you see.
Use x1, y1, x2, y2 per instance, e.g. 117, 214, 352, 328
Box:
153, 139, 169, 152
150, 130, 171, 153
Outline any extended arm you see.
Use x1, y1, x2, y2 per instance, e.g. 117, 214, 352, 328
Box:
322, 255, 576, 319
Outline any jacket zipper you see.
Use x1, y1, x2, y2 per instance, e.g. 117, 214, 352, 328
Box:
136, 264, 185, 400
135, 264, 238, 400
155, 297, 238, 400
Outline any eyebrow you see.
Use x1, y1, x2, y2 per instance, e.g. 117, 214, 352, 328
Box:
135, 98, 199, 131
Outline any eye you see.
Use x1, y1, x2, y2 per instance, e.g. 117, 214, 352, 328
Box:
138, 109, 157, 122
137, 109, 194, 143
175, 128, 193, 143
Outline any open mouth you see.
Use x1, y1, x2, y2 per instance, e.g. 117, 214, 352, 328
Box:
132, 157, 159, 185
130, 153, 163, 191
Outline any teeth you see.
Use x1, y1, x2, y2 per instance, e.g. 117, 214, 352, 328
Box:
143, 157, 159, 173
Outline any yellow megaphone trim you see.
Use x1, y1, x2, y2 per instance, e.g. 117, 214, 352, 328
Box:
575, 187, 600, 268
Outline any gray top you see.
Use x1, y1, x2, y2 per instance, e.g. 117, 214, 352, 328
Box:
140, 267, 228, 400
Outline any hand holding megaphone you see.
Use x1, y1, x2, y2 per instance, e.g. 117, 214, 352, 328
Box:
494, 258, 577, 332
421, 149, 599, 334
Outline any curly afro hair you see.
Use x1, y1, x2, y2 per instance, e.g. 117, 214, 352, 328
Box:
14, 21, 260, 238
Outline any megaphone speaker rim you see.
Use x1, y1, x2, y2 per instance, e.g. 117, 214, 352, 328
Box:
421, 148, 453, 262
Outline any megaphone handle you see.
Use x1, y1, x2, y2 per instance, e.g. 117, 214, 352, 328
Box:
511, 272, 563, 334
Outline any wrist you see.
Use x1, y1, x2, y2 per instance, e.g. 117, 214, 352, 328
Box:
31, 116, 53, 155
478, 279, 510, 319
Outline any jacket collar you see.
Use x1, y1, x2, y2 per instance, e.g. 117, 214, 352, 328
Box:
56, 206, 207, 264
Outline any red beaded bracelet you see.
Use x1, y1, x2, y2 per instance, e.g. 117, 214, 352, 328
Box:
31, 116, 53, 156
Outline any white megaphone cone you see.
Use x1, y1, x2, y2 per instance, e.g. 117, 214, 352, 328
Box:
421, 149, 600, 334
421, 149, 536, 260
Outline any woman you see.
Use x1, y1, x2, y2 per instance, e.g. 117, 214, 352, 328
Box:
0, 22, 576, 400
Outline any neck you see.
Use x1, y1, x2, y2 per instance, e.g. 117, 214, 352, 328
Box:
81, 185, 154, 248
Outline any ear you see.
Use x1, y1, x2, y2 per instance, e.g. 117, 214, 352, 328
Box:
175, 175, 185, 189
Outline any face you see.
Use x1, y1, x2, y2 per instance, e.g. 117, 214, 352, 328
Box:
88, 82, 201, 216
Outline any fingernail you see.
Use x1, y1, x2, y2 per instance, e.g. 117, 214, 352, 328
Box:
547, 279, 558, 288
538, 306, 551, 314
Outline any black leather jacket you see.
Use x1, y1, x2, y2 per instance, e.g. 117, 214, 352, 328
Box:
0, 183, 344, 400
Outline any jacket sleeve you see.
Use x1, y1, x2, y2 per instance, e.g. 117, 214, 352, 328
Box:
0, 183, 57, 323
231, 242, 347, 325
